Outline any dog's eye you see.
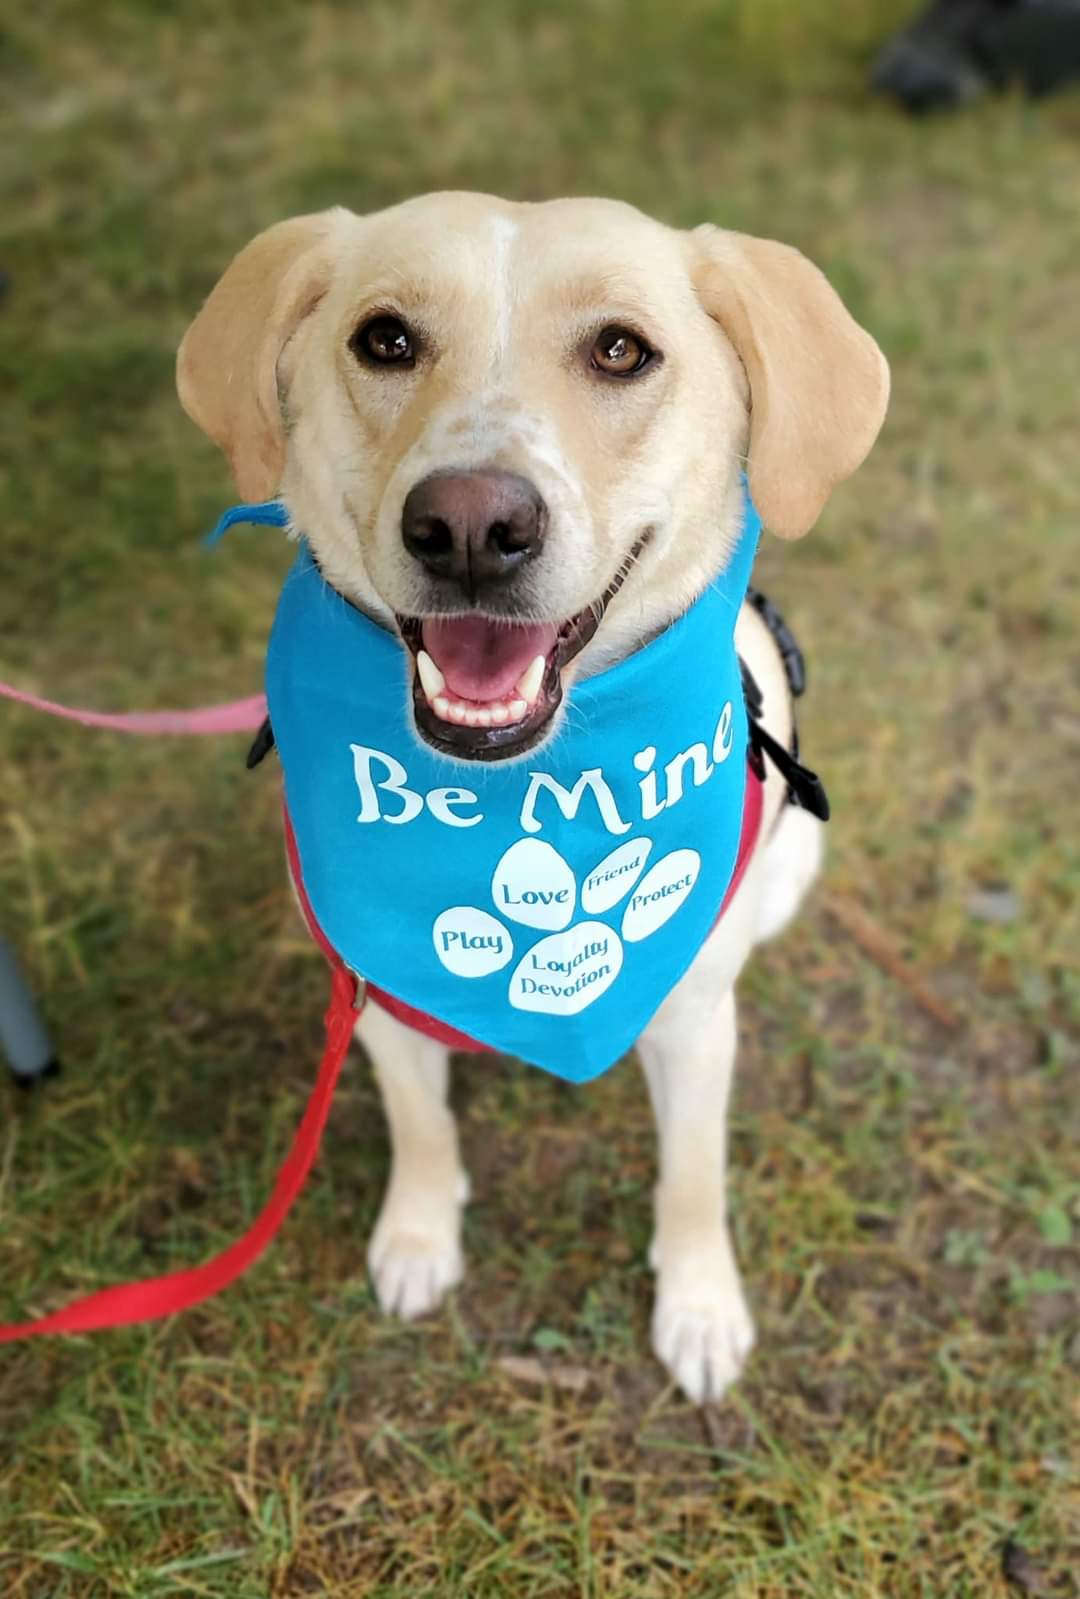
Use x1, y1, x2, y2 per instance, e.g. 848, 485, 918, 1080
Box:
350, 315, 416, 367
591, 325, 654, 378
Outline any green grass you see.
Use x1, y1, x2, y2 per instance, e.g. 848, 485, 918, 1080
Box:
1, 1, 1078, 1594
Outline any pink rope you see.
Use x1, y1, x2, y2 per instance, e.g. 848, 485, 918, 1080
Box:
0, 681, 267, 735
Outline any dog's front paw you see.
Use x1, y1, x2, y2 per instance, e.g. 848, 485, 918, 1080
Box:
367, 1179, 466, 1321
651, 1234, 755, 1404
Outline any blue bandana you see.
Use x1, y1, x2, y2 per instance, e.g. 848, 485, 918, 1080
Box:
214, 493, 761, 1083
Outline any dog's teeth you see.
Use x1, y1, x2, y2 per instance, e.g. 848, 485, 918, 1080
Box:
428, 688, 531, 730
516, 654, 546, 706
416, 650, 445, 701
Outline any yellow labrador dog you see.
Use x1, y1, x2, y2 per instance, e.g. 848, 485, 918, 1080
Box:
178, 193, 888, 1402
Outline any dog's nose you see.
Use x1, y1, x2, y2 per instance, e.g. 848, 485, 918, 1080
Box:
401, 471, 547, 598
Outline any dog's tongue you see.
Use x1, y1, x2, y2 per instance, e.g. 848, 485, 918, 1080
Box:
422, 616, 558, 703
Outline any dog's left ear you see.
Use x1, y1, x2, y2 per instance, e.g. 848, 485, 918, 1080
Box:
690, 226, 890, 538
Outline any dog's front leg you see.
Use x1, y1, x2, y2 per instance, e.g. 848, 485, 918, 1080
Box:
355, 1001, 468, 1321
638, 979, 755, 1404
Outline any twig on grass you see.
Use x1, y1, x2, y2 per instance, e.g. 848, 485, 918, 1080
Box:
822, 892, 961, 1031
496, 1355, 593, 1394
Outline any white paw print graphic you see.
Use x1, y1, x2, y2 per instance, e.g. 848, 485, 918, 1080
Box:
431, 834, 701, 1016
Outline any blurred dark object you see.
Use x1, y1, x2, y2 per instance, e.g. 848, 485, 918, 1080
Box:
1, 934, 62, 1088
871, 0, 1080, 111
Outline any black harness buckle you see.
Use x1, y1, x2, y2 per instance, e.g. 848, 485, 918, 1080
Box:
740, 626, 830, 823
246, 718, 275, 769
746, 709, 830, 821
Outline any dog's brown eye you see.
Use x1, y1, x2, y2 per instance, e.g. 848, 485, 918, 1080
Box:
351, 315, 415, 367
591, 325, 653, 377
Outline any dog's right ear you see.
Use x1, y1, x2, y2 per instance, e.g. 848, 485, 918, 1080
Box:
177, 212, 341, 501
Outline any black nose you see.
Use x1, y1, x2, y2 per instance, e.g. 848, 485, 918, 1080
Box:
401, 470, 547, 599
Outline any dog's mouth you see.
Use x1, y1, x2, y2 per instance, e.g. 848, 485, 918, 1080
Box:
397, 535, 650, 760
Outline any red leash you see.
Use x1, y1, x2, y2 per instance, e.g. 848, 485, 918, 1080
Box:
1, 682, 363, 1344
0, 963, 362, 1344
1, 680, 764, 1345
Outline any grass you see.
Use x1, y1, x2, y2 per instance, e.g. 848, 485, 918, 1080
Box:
1, 1, 1078, 1593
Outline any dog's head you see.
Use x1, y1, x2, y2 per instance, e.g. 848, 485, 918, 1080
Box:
178, 193, 888, 760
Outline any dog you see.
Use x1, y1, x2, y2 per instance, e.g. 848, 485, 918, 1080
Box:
177, 193, 888, 1402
